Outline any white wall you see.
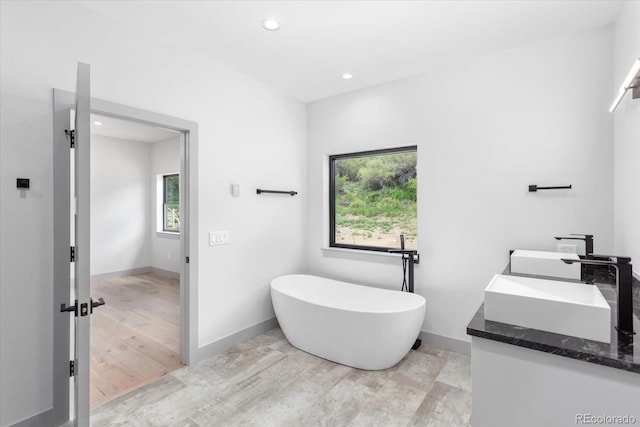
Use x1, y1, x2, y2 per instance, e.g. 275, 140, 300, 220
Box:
92, 134, 183, 277
613, 1, 640, 277
306, 26, 614, 344
91, 135, 151, 276
0, 2, 306, 425
150, 136, 181, 273
0, 91, 54, 425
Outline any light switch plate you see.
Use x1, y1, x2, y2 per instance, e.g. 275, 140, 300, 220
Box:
209, 230, 231, 246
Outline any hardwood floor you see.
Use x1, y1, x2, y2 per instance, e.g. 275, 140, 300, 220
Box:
90, 273, 183, 409
91, 328, 472, 426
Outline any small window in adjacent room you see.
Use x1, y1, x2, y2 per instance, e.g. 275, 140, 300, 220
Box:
163, 173, 180, 233
329, 146, 417, 252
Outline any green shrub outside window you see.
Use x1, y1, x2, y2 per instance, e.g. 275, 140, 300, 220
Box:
329, 146, 417, 251
163, 174, 180, 232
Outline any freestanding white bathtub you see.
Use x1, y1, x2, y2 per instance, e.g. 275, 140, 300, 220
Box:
270, 274, 425, 370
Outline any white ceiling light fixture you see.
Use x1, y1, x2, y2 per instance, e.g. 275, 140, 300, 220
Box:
342, 73, 353, 80
93, 121, 103, 126
609, 58, 640, 113
261, 18, 280, 31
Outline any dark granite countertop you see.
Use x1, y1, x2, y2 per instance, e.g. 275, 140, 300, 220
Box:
467, 263, 640, 373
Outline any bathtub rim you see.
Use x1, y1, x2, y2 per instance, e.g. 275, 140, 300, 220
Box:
270, 273, 426, 315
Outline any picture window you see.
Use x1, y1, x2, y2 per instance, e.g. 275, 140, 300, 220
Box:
162, 174, 180, 233
329, 146, 417, 252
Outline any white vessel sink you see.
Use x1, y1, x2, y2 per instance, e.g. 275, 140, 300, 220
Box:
484, 274, 611, 343
511, 250, 581, 280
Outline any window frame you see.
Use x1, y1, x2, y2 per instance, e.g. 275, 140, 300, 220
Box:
329, 145, 418, 253
162, 173, 180, 233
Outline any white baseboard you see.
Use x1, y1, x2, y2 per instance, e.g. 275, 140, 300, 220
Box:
10, 408, 53, 427
90, 266, 180, 282
418, 331, 471, 355
149, 266, 180, 280
90, 266, 152, 281
194, 317, 280, 363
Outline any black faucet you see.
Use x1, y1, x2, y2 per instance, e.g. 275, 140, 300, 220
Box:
388, 234, 419, 293
389, 235, 421, 350
555, 234, 594, 276
561, 255, 635, 336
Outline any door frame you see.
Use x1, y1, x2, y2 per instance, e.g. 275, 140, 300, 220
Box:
52, 89, 199, 425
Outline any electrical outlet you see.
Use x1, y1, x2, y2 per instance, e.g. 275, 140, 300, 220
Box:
558, 244, 578, 254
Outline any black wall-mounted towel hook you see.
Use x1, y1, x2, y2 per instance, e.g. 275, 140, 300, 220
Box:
256, 189, 298, 196
529, 184, 572, 192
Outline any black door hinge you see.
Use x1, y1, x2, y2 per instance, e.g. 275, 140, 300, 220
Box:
70, 246, 75, 262
186, 256, 190, 263
69, 360, 76, 377
65, 129, 75, 148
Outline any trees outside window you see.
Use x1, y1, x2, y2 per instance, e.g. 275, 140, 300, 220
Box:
163, 174, 179, 232
329, 146, 417, 251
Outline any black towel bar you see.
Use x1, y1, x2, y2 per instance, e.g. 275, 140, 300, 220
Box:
256, 189, 298, 196
529, 184, 572, 192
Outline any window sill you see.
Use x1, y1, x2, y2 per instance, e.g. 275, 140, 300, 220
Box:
321, 246, 415, 265
156, 231, 180, 239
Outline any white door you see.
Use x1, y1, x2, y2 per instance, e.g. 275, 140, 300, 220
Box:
54, 62, 102, 427
72, 61, 92, 427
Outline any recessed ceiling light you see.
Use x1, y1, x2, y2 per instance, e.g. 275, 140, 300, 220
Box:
262, 18, 280, 31
93, 121, 103, 126
342, 73, 353, 80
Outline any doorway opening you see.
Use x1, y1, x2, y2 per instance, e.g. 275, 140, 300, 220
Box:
52, 86, 199, 426
88, 114, 184, 408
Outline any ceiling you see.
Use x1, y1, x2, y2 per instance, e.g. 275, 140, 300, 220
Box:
79, 0, 622, 102
90, 113, 179, 143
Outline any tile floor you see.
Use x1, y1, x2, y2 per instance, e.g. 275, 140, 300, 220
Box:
91, 328, 471, 426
